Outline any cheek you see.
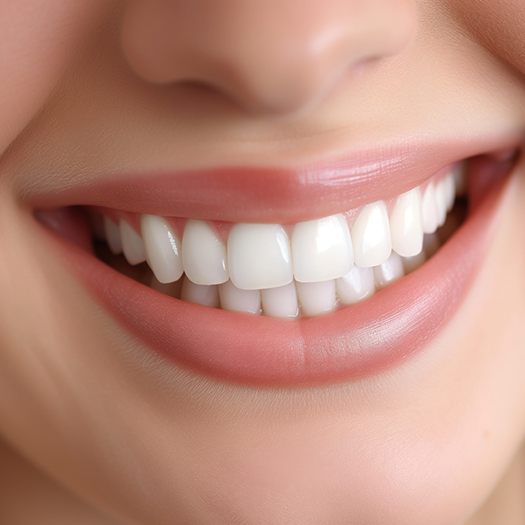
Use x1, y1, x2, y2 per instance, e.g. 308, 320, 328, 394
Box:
0, 1, 108, 159
449, 0, 525, 74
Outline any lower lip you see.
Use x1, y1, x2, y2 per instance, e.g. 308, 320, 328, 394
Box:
45, 174, 508, 387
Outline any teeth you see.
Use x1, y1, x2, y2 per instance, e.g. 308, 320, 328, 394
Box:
120, 220, 147, 265
444, 174, 456, 212
141, 215, 184, 283
435, 178, 448, 227
99, 166, 465, 317
261, 283, 299, 319
453, 163, 467, 196
292, 214, 353, 282
227, 223, 293, 290
421, 183, 438, 234
351, 201, 392, 268
296, 280, 337, 317
402, 251, 426, 274
103, 217, 123, 254
218, 280, 261, 314
181, 277, 219, 307
390, 187, 423, 257
423, 233, 441, 258
336, 266, 375, 305
182, 220, 228, 285
373, 252, 405, 289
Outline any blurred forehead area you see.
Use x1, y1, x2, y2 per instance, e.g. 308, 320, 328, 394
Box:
446, 0, 525, 74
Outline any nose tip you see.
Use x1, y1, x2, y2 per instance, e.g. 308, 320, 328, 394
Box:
121, 1, 416, 115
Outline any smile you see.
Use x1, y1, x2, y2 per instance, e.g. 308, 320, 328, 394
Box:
32, 137, 522, 386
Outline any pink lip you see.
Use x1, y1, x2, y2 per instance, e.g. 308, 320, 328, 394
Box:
29, 135, 519, 223
43, 173, 507, 386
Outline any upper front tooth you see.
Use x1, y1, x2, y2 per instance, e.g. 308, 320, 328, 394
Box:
141, 215, 184, 283
182, 220, 228, 285
120, 220, 147, 265
103, 216, 122, 255
351, 201, 392, 268
292, 214, 353, 282
421, 183, 438, 234
227, 223, 293, 290
390, 187, 423, 258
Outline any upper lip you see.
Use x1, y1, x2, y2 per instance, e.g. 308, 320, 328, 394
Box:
26, 133, 521, 223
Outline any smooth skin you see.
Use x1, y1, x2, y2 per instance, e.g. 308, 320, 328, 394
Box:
0, 1, 524, 523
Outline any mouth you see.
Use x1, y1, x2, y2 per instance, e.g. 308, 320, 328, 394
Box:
32, 137, 522, 386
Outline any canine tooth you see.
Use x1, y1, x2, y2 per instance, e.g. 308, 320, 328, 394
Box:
227, 224, 293, 290
104, 216, 122, 254
402, 252, 426, 273
141, 215, 183, 283
435, 179, 448, 227
181, 277, 219, 307
336, 266, 375, 305
292, 214, 353, 282
261, 283, 299, 319
219, 281, 261, 314
390, 187, 423, 257
182, 220, 228, 285
296, 280, 336, 317
120, 220, 147, 265
421, 183, 438, 234
351, 201, 392, 268
373, 252, 404, 289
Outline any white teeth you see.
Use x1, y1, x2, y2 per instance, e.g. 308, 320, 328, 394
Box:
292, 214, 353, 282
141, 215, 184, 283
182, 220, 228, 285
227, 223, 293, 290
453, 163, 467, 196
423, 233, 441, 258
351, 201, 392, 268
102, 164, 465, 317
181, 277, 219, 307
296, 280, 337, 317
435, 178, 448, 227
444, 174, 456, 212
373, 252, 405, 289
390, 187, 423, 257
336, 266, 375, 305
261, 283, 299, 319
402, 251, 426, 274
120, 220, 147, 265
218, 280, 261, 314
421, 183, 438, 234
104, 216, 123, 254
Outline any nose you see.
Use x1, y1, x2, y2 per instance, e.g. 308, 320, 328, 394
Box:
121, 0, 416, 115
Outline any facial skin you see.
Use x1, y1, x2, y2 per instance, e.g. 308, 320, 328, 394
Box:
0, 1, 524, 524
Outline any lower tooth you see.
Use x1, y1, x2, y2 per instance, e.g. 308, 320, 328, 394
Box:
296, 280, 337, 317
373, 252, 404, 289
181, 277, 219, 307
218, 281, 261, 315
402, 252, 426, 274
150, 277, 182, 298
423, 233, 441, 258
261, 283, 299, 319
336, 266, 375, 305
